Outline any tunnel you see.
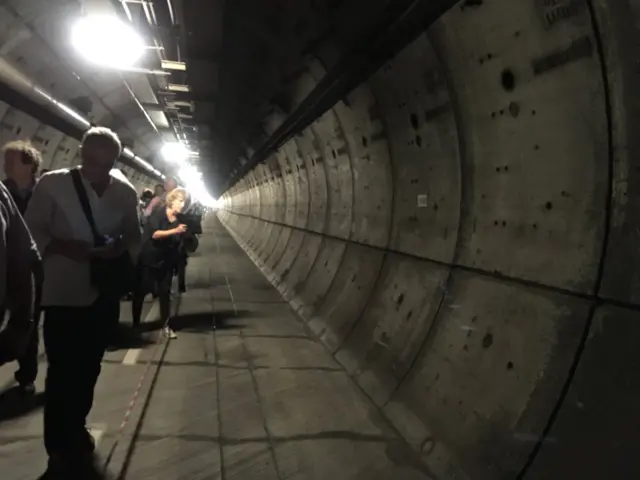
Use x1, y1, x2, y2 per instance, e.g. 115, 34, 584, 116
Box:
1, 0, 639, 479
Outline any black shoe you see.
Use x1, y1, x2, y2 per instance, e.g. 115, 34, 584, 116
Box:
19, 382, 36, 395
41, 453, 112, 480
39, 457, 70, 479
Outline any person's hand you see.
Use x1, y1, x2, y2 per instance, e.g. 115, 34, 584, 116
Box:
173, 224, 187, 235
48, 239, 92, 262
92, 238, 124, 259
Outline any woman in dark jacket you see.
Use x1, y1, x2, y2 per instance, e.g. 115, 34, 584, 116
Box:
131, 187, 188, 339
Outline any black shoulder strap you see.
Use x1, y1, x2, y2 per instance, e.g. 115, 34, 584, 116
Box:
70, 168, 101, 244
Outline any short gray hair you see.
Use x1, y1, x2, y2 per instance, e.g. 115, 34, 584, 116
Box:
81, 126, 122, 156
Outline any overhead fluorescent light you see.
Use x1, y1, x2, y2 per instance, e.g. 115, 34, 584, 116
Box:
161, 60, 186, 71
71, 16, 145, 69
167, 83, 190, 92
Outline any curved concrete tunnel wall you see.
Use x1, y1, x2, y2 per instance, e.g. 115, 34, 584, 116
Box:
0, 98, 157, 191
218, 2, 640, 479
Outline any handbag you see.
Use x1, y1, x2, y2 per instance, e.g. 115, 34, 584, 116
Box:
70, 168, 135, 297
183, 233, 199, 254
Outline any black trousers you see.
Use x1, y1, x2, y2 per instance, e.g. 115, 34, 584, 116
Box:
132, 265, 173, 328
43, 295, 117, 457
177, 256, 187, 293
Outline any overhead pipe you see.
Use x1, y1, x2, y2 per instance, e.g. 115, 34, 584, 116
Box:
0, 57, 165, 180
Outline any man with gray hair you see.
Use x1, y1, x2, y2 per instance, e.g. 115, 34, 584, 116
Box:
25, 126, 141, 478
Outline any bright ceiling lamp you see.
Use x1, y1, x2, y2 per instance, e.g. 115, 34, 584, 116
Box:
71, 15, 145, 69
161, 142, 189, 163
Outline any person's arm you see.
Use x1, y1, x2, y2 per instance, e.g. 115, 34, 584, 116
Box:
119, 188, 142, 260
142, 207, 186, 240
0, 183, 37, 363
152, 223, 186, 240
23, 177, 54, 256
143, 196, 161, 217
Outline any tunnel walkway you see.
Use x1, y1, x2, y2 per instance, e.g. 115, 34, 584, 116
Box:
0, 216, 430, 480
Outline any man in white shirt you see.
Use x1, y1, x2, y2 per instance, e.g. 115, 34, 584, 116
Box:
25, 126, 141, 478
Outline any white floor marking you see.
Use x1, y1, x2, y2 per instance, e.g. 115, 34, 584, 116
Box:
89, 423, 107, 446
122, 349, 141, 365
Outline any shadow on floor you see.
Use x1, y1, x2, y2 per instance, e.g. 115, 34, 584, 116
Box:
173, 310, 251, 332
107, 324, 156, 351
130, 308, 255, 333
0, 385, 45, 423
184, 280, 220, 289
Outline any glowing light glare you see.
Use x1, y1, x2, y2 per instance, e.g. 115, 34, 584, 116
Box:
177, 164, 201, 184
71, 16, 145, 69
177, 164, 217, 207
161, 142, 189, 163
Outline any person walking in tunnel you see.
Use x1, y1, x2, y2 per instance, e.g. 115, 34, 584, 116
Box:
139, 188, 154, 221
132, 187, 188, 339
24, 127, 141, 478
175, 199, 202, 293
0, 181, 39, 368
1, 140, 44, 395
143, 176, 177, 218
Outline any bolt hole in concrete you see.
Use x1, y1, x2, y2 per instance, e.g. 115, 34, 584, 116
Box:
482, 332, 493, 348
410, 112, 419, 129
545, 201, 553, 210
421, 437, 435, 455
509, 101, 520, 117
507, 361, 514, 370
501, 68, 516, 91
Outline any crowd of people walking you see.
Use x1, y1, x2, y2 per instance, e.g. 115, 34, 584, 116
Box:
0, 126, 201, 478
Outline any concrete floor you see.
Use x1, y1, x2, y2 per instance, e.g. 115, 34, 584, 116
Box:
0, 217, 430, 480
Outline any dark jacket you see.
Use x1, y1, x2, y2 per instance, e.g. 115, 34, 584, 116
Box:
139, 207, 182, 269
2, 178, 33, 215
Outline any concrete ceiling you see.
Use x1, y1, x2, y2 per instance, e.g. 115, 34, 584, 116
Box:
0, 0, 198, 173
181, 0, 405, 195
0, 0, 413, 194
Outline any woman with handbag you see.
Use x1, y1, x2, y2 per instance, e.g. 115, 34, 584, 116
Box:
132, 187, 188, 339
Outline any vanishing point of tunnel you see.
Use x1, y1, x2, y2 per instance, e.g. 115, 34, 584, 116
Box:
1, 0, 640, 479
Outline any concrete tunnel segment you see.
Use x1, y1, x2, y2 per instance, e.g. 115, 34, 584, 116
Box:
216, 1, 640, 479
